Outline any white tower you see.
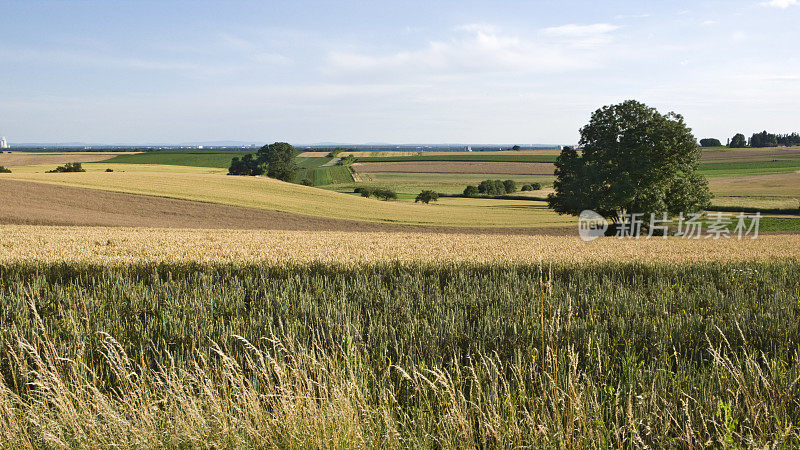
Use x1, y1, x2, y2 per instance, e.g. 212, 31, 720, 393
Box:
0, 137, 8, 149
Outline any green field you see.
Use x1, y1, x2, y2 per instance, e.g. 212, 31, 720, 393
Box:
2, 261, 799, 447
107, 150, 253, 168
294, 159, 354, 186
699, 159, 800, 177
339, 172, 555, 195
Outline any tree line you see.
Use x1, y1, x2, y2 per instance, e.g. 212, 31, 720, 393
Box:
700, 131, 800, 148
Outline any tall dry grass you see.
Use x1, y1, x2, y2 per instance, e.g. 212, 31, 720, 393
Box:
1, 261, 799, 447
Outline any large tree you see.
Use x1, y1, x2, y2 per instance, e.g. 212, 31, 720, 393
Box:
256, 142, 297, 182
548, 100, 711, 222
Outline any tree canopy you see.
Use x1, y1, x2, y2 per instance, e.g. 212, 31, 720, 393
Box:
415, 190, 439, 204
699, 138, 722, 147
257, 142, 297, 182
548, 100, 711, 222
729, 133, 747, 148
228, 153, 263, 176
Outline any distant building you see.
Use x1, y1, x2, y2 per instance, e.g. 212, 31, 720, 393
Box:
0, 137, 8, 149
465, 146, 472, 152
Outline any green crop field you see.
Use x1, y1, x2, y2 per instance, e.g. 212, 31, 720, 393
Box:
2, 261, 799, 447
106, 150, 253, 168
699, 159, 800, 177
294, 162, 354, 186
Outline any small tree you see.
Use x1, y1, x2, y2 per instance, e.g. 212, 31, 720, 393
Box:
338, 155, 356, 166
46, 162, 86, 173
415, 190, 439, 204
512, 145, 521, 151
354, 187, 373, 198
257, 142, 297, 181
503, 180, 517, 194
478, 179, 506, 195
373, 188, 397, 201
699, 138, 722, 147
0, 166, 11, 173
729, 133, 747, 148
463, 185, 478, 197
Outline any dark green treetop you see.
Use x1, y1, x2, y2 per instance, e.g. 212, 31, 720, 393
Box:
548, 100, 711, 221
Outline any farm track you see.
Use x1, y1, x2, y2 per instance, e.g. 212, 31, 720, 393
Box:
0, 179, 571, 235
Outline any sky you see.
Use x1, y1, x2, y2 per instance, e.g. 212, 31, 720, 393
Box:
1, 0, 799, 145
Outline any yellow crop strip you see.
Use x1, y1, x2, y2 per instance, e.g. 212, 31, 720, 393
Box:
1, 225, 797, 264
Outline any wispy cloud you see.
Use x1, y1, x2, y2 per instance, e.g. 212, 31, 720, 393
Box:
614, 13, 650, 20
540, 23, 621, 48
325, 23, 621, 78
761, 0, 798, 7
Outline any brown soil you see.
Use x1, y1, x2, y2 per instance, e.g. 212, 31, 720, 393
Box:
352, 161, 556, 175
0, 152, 118, 167
0, 179, 572, 235
701, 147, 800, 162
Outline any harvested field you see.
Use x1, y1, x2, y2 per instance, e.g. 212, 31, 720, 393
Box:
701, 146, 800, 162
0, 179, 570, 235
352, 161, 556, 175
339, 149, 564, 157
0, 152, 118, 167
709, 171, 800, 197
2, 168, 574, 227
1, 225, 799, 264
297, 151, 330, 157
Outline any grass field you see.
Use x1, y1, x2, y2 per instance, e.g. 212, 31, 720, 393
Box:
709, 172, 800, 210
0, 166, 573, 227
103, 150, 354, 186
1, 146, 799, 447
3, 147, 798, 227
699, 159, 800, 178
337, 172, 555, 195
106, 150, 252, 168
2, 260, 799, 447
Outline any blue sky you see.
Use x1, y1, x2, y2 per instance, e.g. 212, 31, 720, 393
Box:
1, 0, 799, 144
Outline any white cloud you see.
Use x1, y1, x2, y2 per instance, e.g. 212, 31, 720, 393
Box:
761, 0, 798, 7
326, 23, 621, 78
540, 23, 621, 48
541, 23, 620, 37
614, 13, 650, 20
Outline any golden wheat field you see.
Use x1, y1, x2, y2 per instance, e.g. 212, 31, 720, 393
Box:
0, 166, 573, 227
2, 225, 797, 264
